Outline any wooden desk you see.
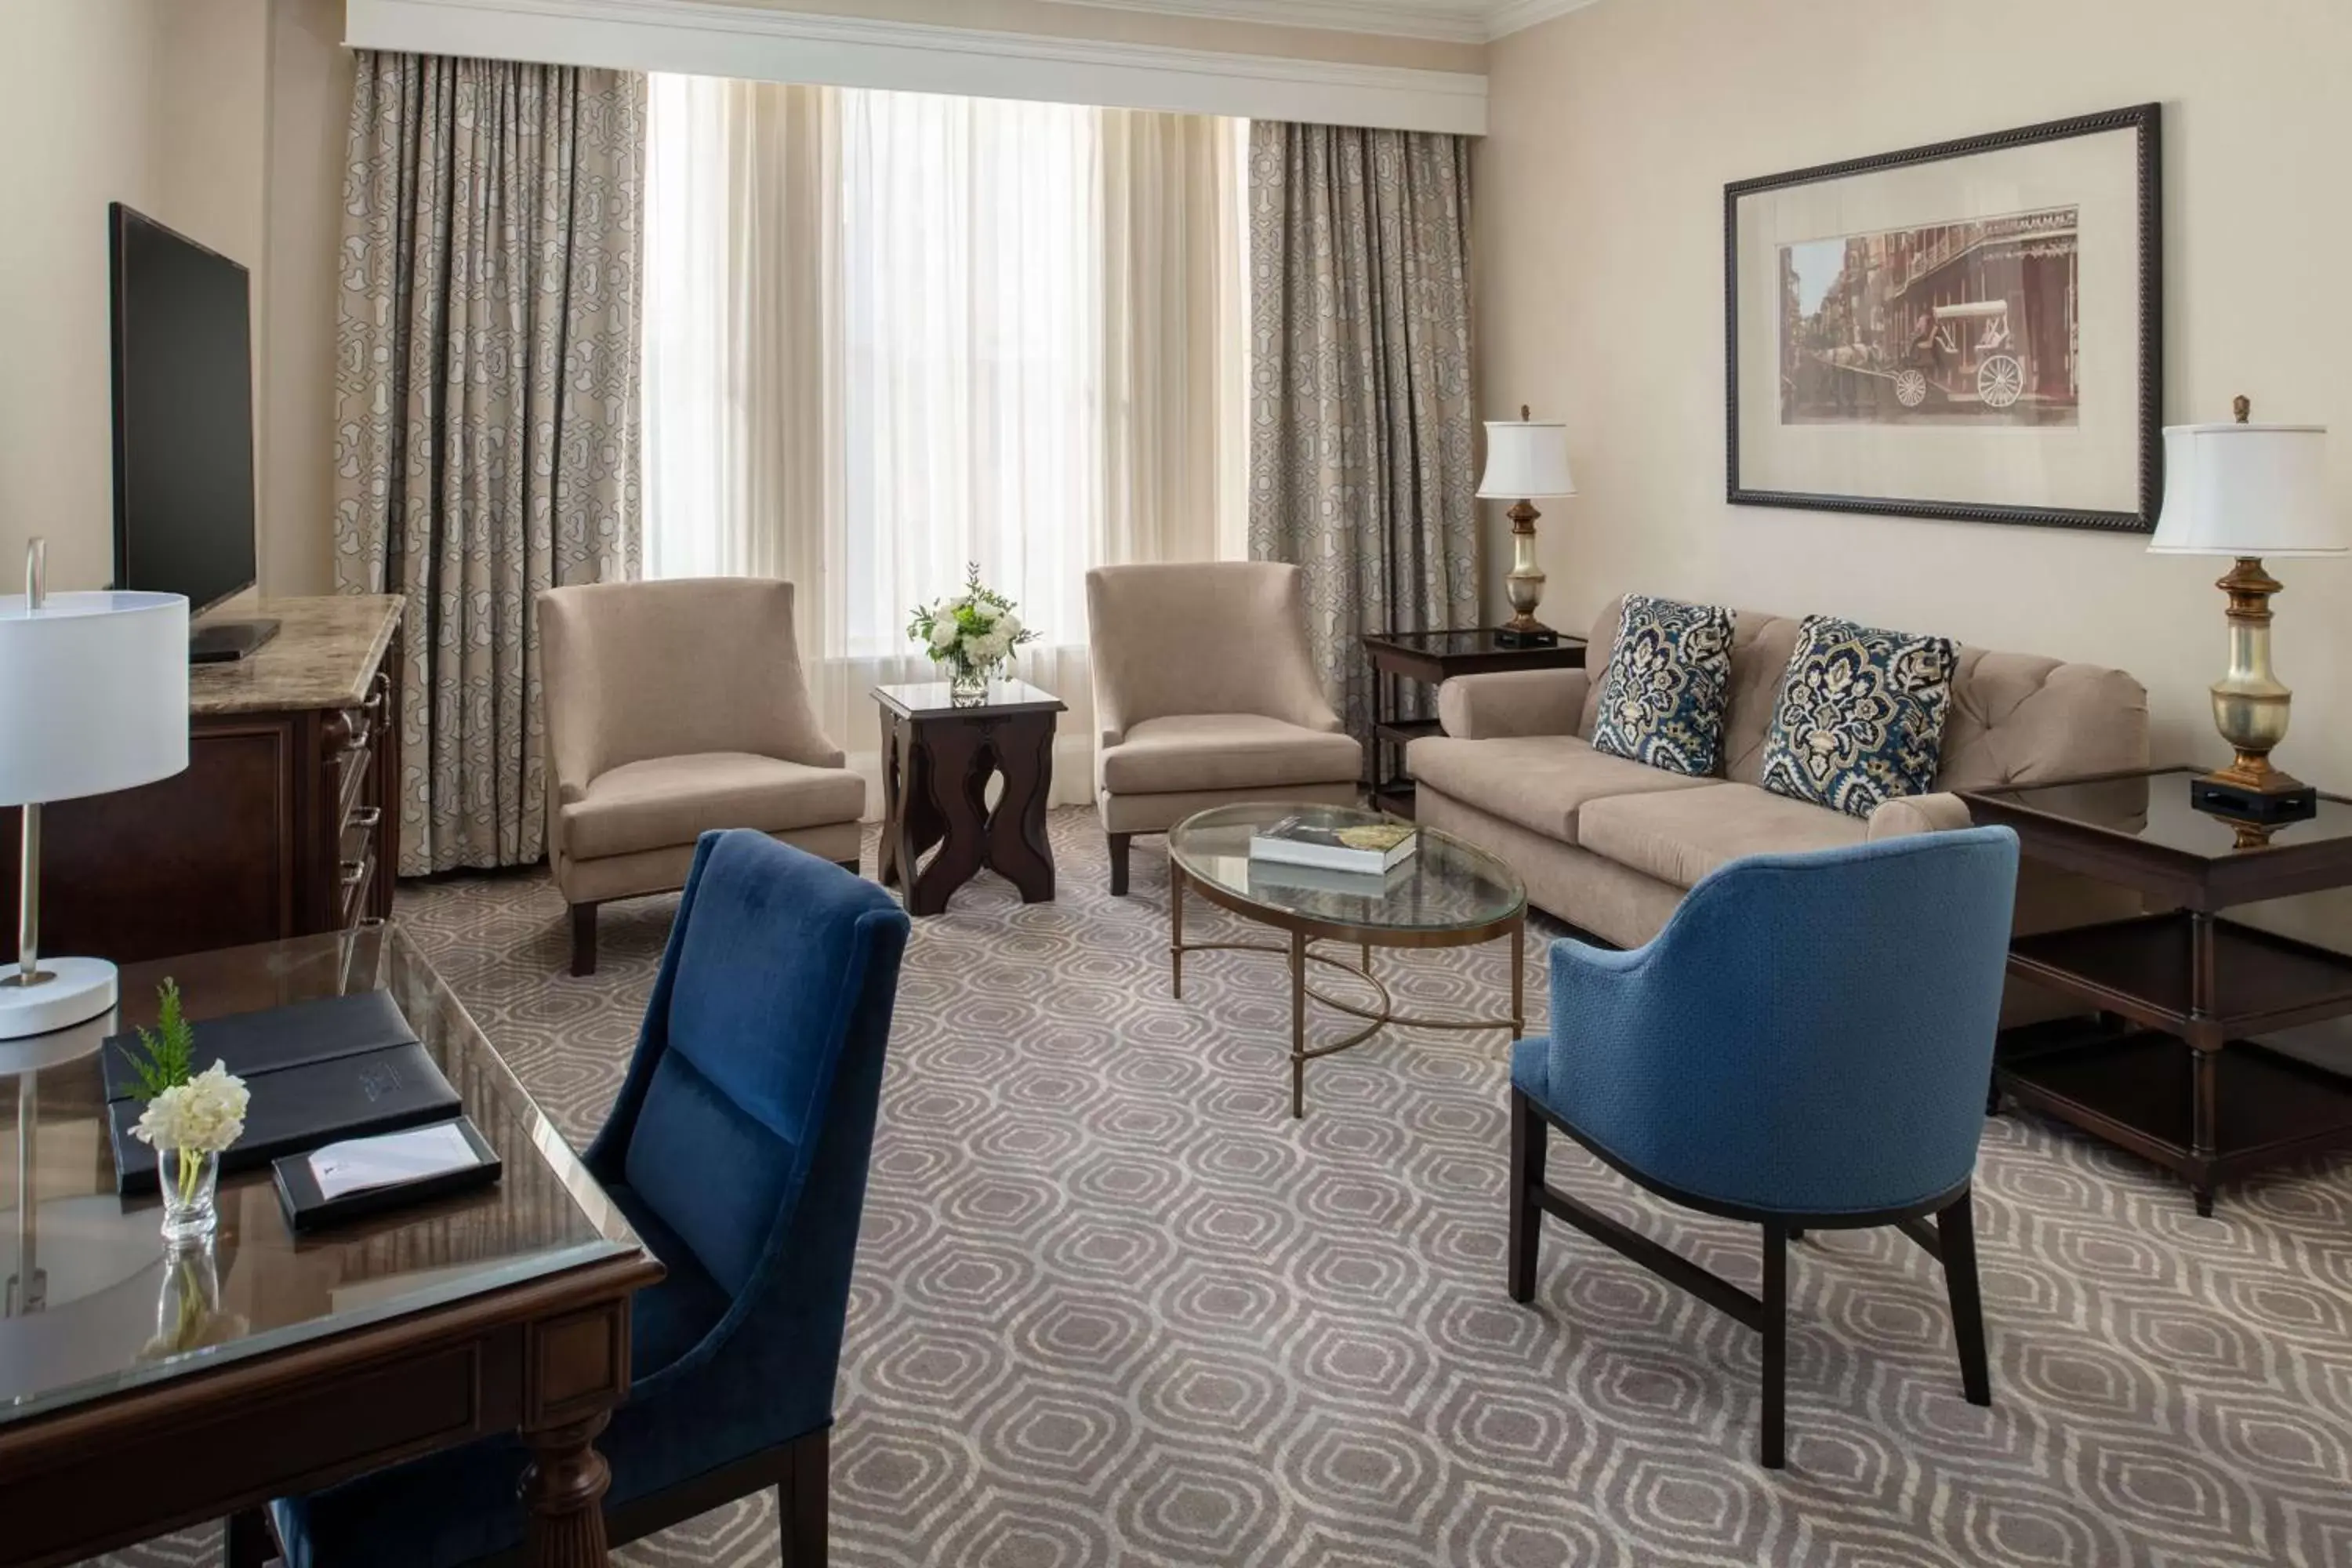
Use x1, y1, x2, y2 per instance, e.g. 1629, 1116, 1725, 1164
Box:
0, 928, 661, 1567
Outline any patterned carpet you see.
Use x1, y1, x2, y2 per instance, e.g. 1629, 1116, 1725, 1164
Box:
92, 808, 2352, 1566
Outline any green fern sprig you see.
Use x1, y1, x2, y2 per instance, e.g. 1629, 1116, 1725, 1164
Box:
125, 978, 196, 1101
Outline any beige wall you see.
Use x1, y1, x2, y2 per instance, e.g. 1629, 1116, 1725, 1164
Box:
0, 1, 168, 593
1477, 0, 2352, 788
702, 0, 1489, 72
0, 0, 347, 601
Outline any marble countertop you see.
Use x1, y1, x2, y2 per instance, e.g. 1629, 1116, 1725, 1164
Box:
191, 595, 405, 715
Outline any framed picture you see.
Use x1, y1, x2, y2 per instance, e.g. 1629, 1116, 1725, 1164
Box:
1726, 103, 2161, 532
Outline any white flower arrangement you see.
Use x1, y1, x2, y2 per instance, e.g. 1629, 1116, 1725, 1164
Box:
131, 1062, 251, 1157
907, 563, 1037, 684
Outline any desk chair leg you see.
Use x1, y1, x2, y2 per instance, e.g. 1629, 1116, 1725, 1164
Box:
1507, 1091, 1546, 1304
569, 903, 599, 977
1760, 1220, 1789, 1470
1107, 833, 1134, 896
1939, 1185, 1992, 1406
224, 1508, 272, 1568
781, 1428, 829, 1567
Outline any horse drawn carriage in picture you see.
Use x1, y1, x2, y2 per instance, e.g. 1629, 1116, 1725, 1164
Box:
1813, 298, 2027, 418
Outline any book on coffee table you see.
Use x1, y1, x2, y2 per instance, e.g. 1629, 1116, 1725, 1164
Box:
1249, 815, 1417, 875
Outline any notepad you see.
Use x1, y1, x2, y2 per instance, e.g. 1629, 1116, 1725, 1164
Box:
308, 1122, 484, 1201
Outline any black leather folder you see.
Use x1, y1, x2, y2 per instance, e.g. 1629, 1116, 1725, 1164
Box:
272, 1117, 502, 1233
110, 1040, 462, 1197
100, 990, 419, 1104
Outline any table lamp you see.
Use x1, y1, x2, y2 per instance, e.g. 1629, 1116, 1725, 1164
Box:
0, 539, 189, 1040
1476, 407, 1577, 648
2149, 398, 2344, 822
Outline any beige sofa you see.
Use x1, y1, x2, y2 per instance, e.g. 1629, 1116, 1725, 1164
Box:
1408, 597, 2149, 1015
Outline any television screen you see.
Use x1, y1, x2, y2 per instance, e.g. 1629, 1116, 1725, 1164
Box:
110, 203, 256, 617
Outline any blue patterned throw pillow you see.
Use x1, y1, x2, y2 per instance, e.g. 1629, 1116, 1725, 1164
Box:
1588, 595, 1736, 777
1759, 615, 1958, 818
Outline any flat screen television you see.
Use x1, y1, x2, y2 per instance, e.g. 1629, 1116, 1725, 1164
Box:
109, 201, 274, 661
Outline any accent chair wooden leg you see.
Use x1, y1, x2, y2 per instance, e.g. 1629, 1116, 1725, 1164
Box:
780, 1427, 829, 1567
224, 1508, 272, 1568
1507, 1091, 1546, 1305
1107, 832, 1134, 896
1939, 1185, 1993, 1406
568, 902, 599, 978
835, 856, 862, 877
1760, 1219, 1789, 1469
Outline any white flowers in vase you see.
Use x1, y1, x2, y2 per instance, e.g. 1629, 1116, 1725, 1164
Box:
123, 979, 249, 1245
908, 562, 1039, 693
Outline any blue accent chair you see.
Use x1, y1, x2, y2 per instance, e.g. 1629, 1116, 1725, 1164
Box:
261, 831, 911, 1567
1508, 828, 2020, 1469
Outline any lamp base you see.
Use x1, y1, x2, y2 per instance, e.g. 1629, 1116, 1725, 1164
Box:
0, 956, 119, 1040
2190, 771, 2318, 825
1494, 622, 1559, 648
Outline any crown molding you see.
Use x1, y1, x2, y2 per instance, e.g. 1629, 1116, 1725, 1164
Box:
1037, 0, 1491, 46
1485, 0, 1606, 38
345, 0, 1488, 133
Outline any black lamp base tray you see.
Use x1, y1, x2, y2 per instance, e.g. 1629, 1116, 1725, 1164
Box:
2191, 775, 2318, 824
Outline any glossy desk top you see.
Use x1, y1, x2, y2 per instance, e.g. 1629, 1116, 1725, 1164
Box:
0, 927, 641, 1428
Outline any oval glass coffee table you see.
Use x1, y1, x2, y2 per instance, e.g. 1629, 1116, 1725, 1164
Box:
1167, 801, 1528, 1117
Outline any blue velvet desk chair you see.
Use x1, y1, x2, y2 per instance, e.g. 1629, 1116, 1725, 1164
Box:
1508, 829, 2020, 1469
260, 830, 911, 1567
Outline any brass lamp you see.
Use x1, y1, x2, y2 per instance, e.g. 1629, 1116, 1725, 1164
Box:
2149, 397, 2344, 822
1475, 407, 1576, 647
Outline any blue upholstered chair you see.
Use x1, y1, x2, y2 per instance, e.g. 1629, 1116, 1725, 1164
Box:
262, 831, 911, 1567
1508, 828, 2020, 1469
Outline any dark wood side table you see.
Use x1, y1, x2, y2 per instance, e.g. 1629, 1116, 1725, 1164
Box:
1962, 766, 2352, 1215
875, 678, 1066, 917
1359, 629, 1588, 817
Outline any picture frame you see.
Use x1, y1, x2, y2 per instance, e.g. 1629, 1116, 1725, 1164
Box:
1725, 103, 2162, 532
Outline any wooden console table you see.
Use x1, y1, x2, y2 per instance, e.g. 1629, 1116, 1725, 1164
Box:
1360, 629, 1588, 817
1962, 766, 2352, 1215
0, 596, 403, 965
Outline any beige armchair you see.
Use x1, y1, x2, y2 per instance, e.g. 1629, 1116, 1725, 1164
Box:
1086, 562, 1363, 894
539, 579, 865, 974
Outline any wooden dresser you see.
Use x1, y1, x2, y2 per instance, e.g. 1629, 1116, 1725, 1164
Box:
1, 595, 404, 966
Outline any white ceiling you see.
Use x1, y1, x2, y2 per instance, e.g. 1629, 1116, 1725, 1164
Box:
1044, 0, 1600, 46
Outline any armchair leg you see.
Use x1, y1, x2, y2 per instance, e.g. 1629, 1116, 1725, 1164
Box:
1108, 832, 1134, 897
1760, 1220, 1789, 1470
835, 856, 862, 877
780, 1428, 829, 1567
568, 902, 599, 977
1938, 1185, 1993, 1406
1507, 1091, 1546, 1304
224, 1508, 272, 1568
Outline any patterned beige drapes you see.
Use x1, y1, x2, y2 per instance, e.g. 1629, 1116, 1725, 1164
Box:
1247, 122, 1479, 746
336, 53, 645, 875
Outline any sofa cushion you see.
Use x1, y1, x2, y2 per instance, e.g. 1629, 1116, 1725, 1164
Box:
565, 752, 866, 861
1588, 595, 1734, 776
1759, 615, 1958, 817
1098, 713, 1360, 795
1577, 782, 1868, 890
1407, 735, 1715, 841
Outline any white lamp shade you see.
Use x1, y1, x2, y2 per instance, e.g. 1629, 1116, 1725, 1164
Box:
2150, 423, 2343, 557
1477, 419, 1577, 499
0, 591, 189, 808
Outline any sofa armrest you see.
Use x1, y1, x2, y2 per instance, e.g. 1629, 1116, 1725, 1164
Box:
1437, 669, 1590, 739
1865, 792, 1975, 840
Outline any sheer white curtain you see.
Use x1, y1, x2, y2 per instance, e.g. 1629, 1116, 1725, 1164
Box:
643, 76, 1247, 813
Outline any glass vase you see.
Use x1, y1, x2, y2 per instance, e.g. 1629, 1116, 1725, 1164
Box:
948, 662, 992, 704
143, 1240, 225, 1362
158, 1146, 221, 1245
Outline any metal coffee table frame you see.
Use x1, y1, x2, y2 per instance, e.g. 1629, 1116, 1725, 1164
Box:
1168, 854, 1526, 1120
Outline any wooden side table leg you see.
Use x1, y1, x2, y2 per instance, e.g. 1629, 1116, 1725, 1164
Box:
907, 721, 989, 916
521, 1410, 614, 1568
982, 713, 1057, 904
2189, 911, 2220, 1217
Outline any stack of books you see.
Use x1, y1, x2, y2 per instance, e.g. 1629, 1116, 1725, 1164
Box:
1247, 815, 1417, 893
